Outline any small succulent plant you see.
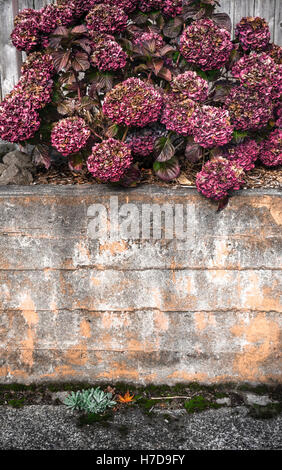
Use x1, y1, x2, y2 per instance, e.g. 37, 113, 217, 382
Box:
64, 387, 116, 414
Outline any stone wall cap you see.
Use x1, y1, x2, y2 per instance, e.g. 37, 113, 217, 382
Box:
0, 184, 280, 198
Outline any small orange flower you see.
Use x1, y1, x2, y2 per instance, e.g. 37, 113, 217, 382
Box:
118, 391, 135, 403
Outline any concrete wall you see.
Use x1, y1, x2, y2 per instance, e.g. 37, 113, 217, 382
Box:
0, 185, 281, 385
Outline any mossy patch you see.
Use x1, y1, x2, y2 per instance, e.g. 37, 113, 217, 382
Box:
7, 398, 25, 408
78, 411, 112, 427
184, 396, 222, 414
136, 397, 156, 415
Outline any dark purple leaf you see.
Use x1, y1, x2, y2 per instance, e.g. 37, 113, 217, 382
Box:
185, 142, 203, 162
72, 52, 90, 72
118, 164, 141, 187
73, 38, 92, 54
163, 17, 183, 38
217, 196, 230, 212
33, 145, 51, 170
155, 137, 175, 162
212, 13, 232, 33
71, 24, 88, 35
152, 59, 164, 75
52, 26, 69, 37
154, 157, 181, 181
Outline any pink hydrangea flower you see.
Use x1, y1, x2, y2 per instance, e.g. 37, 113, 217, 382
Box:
108, 0, 138, 13
39, 3, 75, 34
266, 44, 282, 65
9, 77, 53, 110
259, 129, 282, 166
191, 106, 234, 148
51, 117, 91, 156
133, 32, 165, 50
235, 17, 270, 52
223, 139, 260, 171
21, 52, 56, 82
86, 4, 128, 34
162, 0, 182, 17
139, 1, 162, 12
103, 77, 163, 127
232, 52, 282, 99
276, 105, 282, 128
13, 8, 41, 26
11, 19, 40, 52
87, 138, 133, 182
161, 94, 196, 135
90, 35, 127, 71
196, 157, 245, 200
224, 86, 274, 130
180, 19, 233, 71
0, 95, 41, 142
171, 71, 209, 102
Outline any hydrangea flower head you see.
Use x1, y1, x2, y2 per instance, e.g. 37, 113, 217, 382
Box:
90, 35, 127, 71
180, 19, 233, 71
51, 117, 91, 156
196, 157, 245, 200
133, 32, 165, 50
171, 71, 209, 102
191, 106, 234, 148
103, 77, 163, 127
0, 95, 41, 142
224, 86, 274, 130
87, 138, 133, 182
86, 4, 128, 34
232, 52, 282, 99
235, 17, 270, 51
223, 139, 260, 171
162, 0, 182, 17
259, 129, 282, 166
161, 93, 196, 135
39, 3, 75, 34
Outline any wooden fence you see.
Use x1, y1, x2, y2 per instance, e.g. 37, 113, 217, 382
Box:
0, 0, 281, 99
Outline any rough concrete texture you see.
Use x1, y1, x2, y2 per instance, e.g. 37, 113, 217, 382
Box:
0, 405, 281, 450
0, 186, 281, 384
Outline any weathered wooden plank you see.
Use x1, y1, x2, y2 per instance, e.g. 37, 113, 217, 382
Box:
254, 0, 276, 42
274, 0, 282, 45
0, 0, 21, 99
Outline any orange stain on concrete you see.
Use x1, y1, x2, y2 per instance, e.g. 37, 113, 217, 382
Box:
91, 275, 101, 286
0, 366, 7, 377
230, 313, 281, 381
80, 318, 91, 338
243, 274, 281, 312
194, 312, 207, 331
101, 312, 113, 329
167, 370, 208, 382
41, 365, 78, 379
19, 294, 38, 368
65, 344, 88, 366
20, 294, 38, 327
98, 364, 139, 381
99, 240, 128, 255
213, 239, 231, 267
154, 311, 169, 331
252, 196, 282, 226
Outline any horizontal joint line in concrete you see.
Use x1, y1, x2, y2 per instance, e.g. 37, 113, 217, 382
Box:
0, 267, 281, 272
2, 308, 281, 315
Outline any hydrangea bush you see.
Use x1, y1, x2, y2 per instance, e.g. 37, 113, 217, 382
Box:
0, 0, 281, 204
